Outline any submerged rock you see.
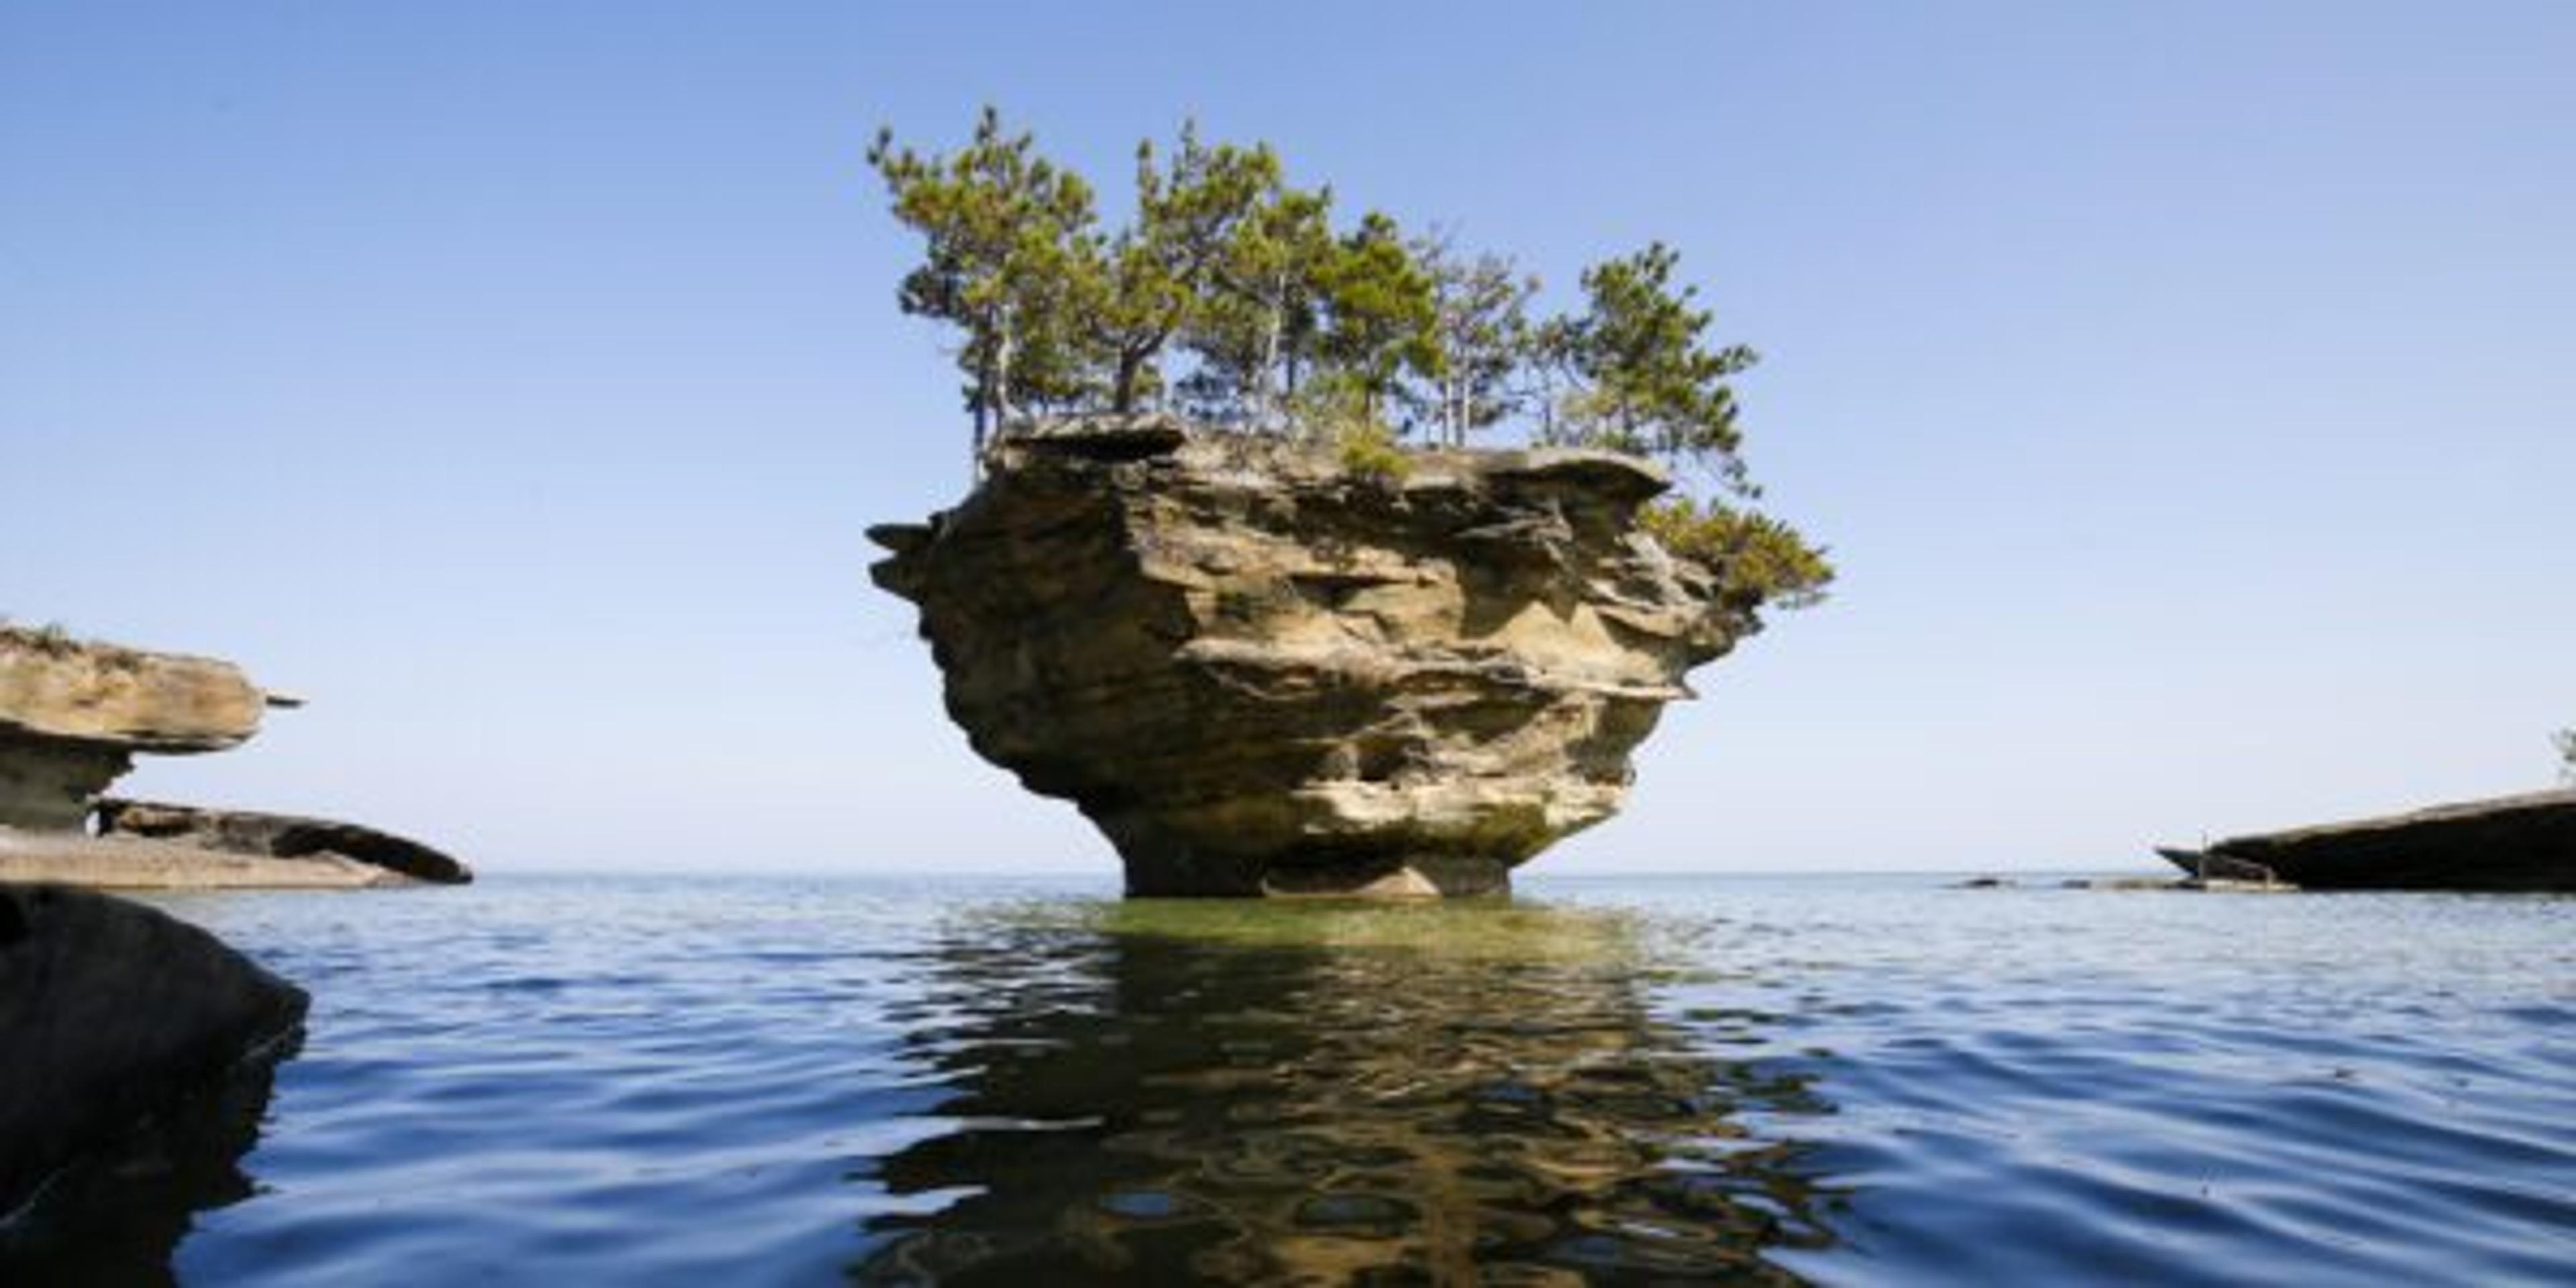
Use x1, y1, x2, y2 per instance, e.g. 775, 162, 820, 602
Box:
0, 884, 307, 1219
870, 420, 1752, 897
2159, 789, 2576, 892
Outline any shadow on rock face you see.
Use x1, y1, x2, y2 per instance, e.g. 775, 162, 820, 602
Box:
847, 900, 1835, 1285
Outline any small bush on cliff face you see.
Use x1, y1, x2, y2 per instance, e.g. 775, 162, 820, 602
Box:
1642, 498, 1834, 612
1282, 373, 1412, 484
1, 621, 81, 657
1335, 421, 1413, 485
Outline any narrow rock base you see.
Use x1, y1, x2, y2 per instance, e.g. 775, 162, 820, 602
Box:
0, 732, 129, 833
1255, 857, 1513, 899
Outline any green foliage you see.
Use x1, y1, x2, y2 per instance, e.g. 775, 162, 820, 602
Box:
1641, 496, 1835, 613
1314, 212, 1441, 424
1082, 124, 1280, 415
1415, 234, 1538, 447
1278, 371, 1412, 483
1541, 243, 1759, 492
869, 114, 1829, 628
1183, 180, 1336, 427
2555, 728, 2575, 784
1334, 419, 1413, 485
867, 107, 1097, 462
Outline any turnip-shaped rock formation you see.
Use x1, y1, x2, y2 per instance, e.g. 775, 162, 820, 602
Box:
869, 419, 1754, 897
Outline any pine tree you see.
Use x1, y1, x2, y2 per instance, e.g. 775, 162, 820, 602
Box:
1547, 242, 1758, 492
867, 107, 1096, 470
1184, 179, 1335, 429
1081, 124, 1277, 416
1414, 233, 1537, 447
1313, 212, 1440, 431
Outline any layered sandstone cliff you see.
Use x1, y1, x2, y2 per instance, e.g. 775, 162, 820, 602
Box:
869, 419, 1753, 897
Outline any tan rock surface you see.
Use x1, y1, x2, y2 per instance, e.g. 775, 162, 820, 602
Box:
0, 627, 274, 832
0, 826, 411, 890
0, 627, 268, 753
870, 421, 1752, 897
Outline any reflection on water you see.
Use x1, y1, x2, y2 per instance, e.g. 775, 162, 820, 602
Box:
85, 875, 2572, 1285
0, 1036, 294, 1287
853, 900, 1832, 1285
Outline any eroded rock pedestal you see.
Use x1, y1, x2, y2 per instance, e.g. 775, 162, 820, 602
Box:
0, 626, 470, 888
870, 421, 1749, 897
0, 632, 266, 830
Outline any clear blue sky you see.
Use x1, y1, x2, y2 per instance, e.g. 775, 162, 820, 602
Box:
5, 2, 2569, 875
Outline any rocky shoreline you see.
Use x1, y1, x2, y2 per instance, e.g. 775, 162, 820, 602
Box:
2158, 789, 2576, 892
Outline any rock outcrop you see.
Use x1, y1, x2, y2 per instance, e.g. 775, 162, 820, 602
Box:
2160, 789, 2576, 892
0, 627, 276, 830
0, 826, 421, 890
95, 798, 473, 885
0, 884, 307, 1219
870, 420, 1750, 897
0, 625, 469, 888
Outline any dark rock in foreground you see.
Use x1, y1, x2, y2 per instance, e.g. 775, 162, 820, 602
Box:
0, 884, 307, 1220
870, 419, 1748, 898
2159, 789, 2576, 892
96, 798, 474, 885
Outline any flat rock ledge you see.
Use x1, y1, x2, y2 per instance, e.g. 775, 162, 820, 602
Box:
2159, 788, 2576, 892
871, 419, 1747, 898
0, 884, 308, 1220
95, 799, 473, 886
0, 825, 429, 890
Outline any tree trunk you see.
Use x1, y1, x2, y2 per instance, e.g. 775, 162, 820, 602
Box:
1257, 298, 1283, 431
1113, 348, 1144, 415
972, 346, 995, 480
992, 327, 1016, 427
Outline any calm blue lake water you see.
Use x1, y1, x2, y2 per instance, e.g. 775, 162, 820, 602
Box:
17, 873, 2575, 1285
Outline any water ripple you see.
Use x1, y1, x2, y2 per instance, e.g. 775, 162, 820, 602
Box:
0, 874, 2565, 1285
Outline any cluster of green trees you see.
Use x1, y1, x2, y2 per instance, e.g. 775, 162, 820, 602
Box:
869, 109, 1831, 610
